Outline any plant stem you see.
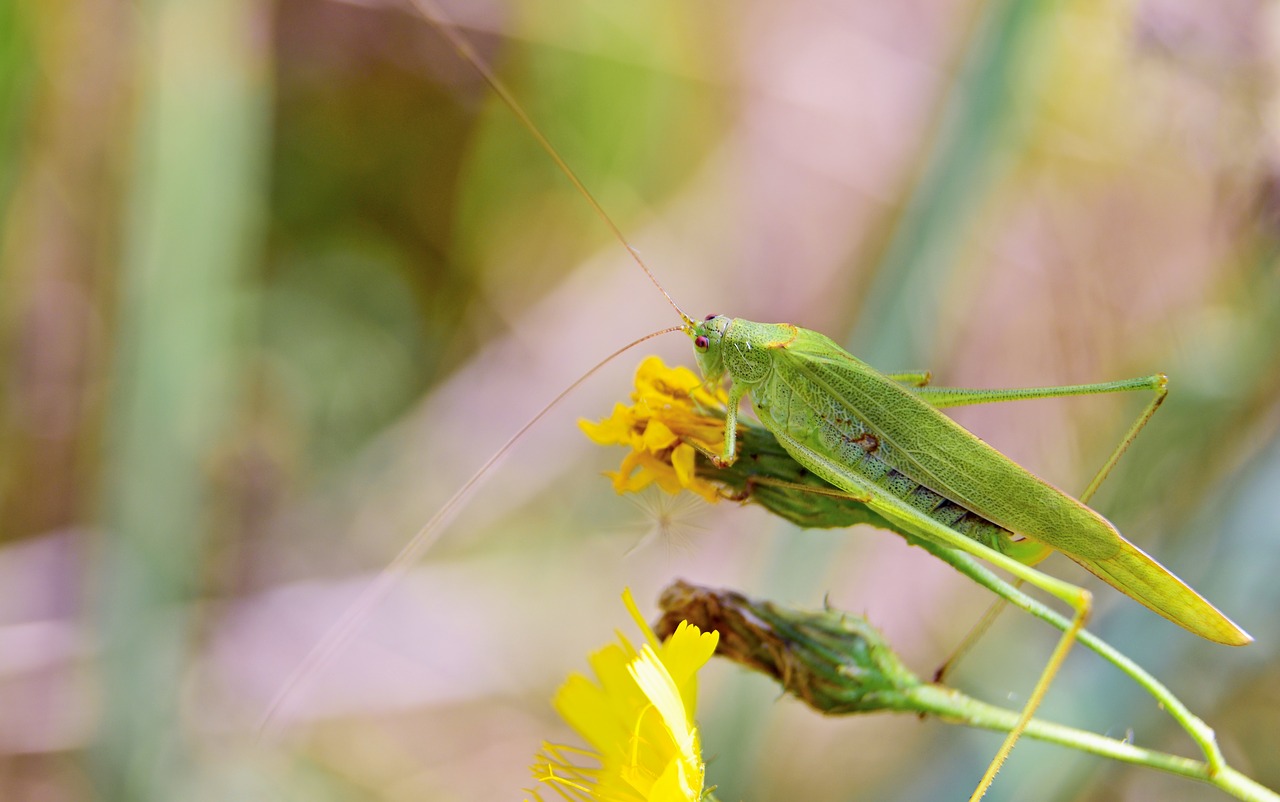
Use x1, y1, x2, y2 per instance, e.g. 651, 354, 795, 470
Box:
916, 537, 1227, 772
908, 684, 1278, 802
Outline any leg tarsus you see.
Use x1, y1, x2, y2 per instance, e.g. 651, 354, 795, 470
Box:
938, 374, 1167, 679
720, 476, 755, 503
885, 370, 932, 387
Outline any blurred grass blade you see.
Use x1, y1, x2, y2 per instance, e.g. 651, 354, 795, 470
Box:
92, 0, 269, 798
0, 1, 35, 217
849, 0, 1050, 366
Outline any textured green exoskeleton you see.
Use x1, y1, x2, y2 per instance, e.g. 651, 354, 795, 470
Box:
690, 315, 1249, 645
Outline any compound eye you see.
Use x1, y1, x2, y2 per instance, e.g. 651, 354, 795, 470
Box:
694, 335, 709, 350
704, 313, 718, 321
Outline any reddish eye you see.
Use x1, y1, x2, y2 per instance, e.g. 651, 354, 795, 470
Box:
695, 335, 709, 350
704, 313, 717, 321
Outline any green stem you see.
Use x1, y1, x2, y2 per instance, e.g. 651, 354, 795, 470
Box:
655, 581, 1280, 801
908, 684, 1279, 802
916, 537, 1227, 773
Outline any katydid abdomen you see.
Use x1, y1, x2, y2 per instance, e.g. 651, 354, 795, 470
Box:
749, 337, 1026, 558
693, 314, 1251, 647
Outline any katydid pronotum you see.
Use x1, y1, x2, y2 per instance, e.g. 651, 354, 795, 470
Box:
266, 3, 1255, 799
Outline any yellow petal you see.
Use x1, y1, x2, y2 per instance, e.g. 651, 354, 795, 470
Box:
553, 670, 627, 758
633, 356, 670, 394
642, 420, 680, 453
533, 590, 709, 802
579, 403, 638, 446
622, 587, 662, 652
670, 443, 696, 487
629, 646, 694, 755
661, 621, 719, 720
648, 756, 701, 802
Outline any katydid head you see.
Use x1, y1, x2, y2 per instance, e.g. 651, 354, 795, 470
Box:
690, 314, 731, 381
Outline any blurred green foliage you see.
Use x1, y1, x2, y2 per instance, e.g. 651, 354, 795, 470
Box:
0, 0, 1277, 800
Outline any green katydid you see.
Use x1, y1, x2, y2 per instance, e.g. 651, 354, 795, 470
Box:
682, 318, 1249, 797
689, 314, 1246, 648
266, 3, 1255, 798
408, 3, 1253, 795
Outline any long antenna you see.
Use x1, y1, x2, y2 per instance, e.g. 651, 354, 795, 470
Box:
258, 325, 685, 736
407, 0, 696, 330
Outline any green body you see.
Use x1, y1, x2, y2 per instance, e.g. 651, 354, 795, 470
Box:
701, 404, 1043, 561
690, 315, 1249, 646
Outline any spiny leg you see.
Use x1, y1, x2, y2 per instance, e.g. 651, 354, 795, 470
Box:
949, 377, 1165, 796
915, 372, 1169, 504
718, 382, 748, 466
1076, 374, 1166, 504
681, 379, 749, 468
884, 370, 932, 387
875, 374, 1167, 797
925, 374, 1168, 683
909, 373, 1166, 415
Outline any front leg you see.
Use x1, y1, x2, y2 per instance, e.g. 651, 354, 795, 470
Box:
716, 382, 747, 467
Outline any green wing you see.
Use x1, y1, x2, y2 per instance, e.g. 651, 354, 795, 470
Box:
763, 329, 1249, 646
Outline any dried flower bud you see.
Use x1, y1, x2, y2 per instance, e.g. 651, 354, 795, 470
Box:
654, 580, 921, 715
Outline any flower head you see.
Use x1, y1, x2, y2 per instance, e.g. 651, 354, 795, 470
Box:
582, 357, 908, 533
579, 357, 727, 502
528, 589, 719, 802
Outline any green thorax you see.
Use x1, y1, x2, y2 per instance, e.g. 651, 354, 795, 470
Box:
690, 315, 797, 385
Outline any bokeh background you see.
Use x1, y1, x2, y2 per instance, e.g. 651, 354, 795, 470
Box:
2, 0, 1279, 799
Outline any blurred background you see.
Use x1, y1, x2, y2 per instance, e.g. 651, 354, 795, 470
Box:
1, 0, 1278, 799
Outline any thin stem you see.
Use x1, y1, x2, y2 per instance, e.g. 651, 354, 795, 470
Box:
915, 538, 1227, 772
908, 684, 1278, 802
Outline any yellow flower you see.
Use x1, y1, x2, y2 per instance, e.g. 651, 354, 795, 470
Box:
580, 357, 728, 502
528, 589, 719, 802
